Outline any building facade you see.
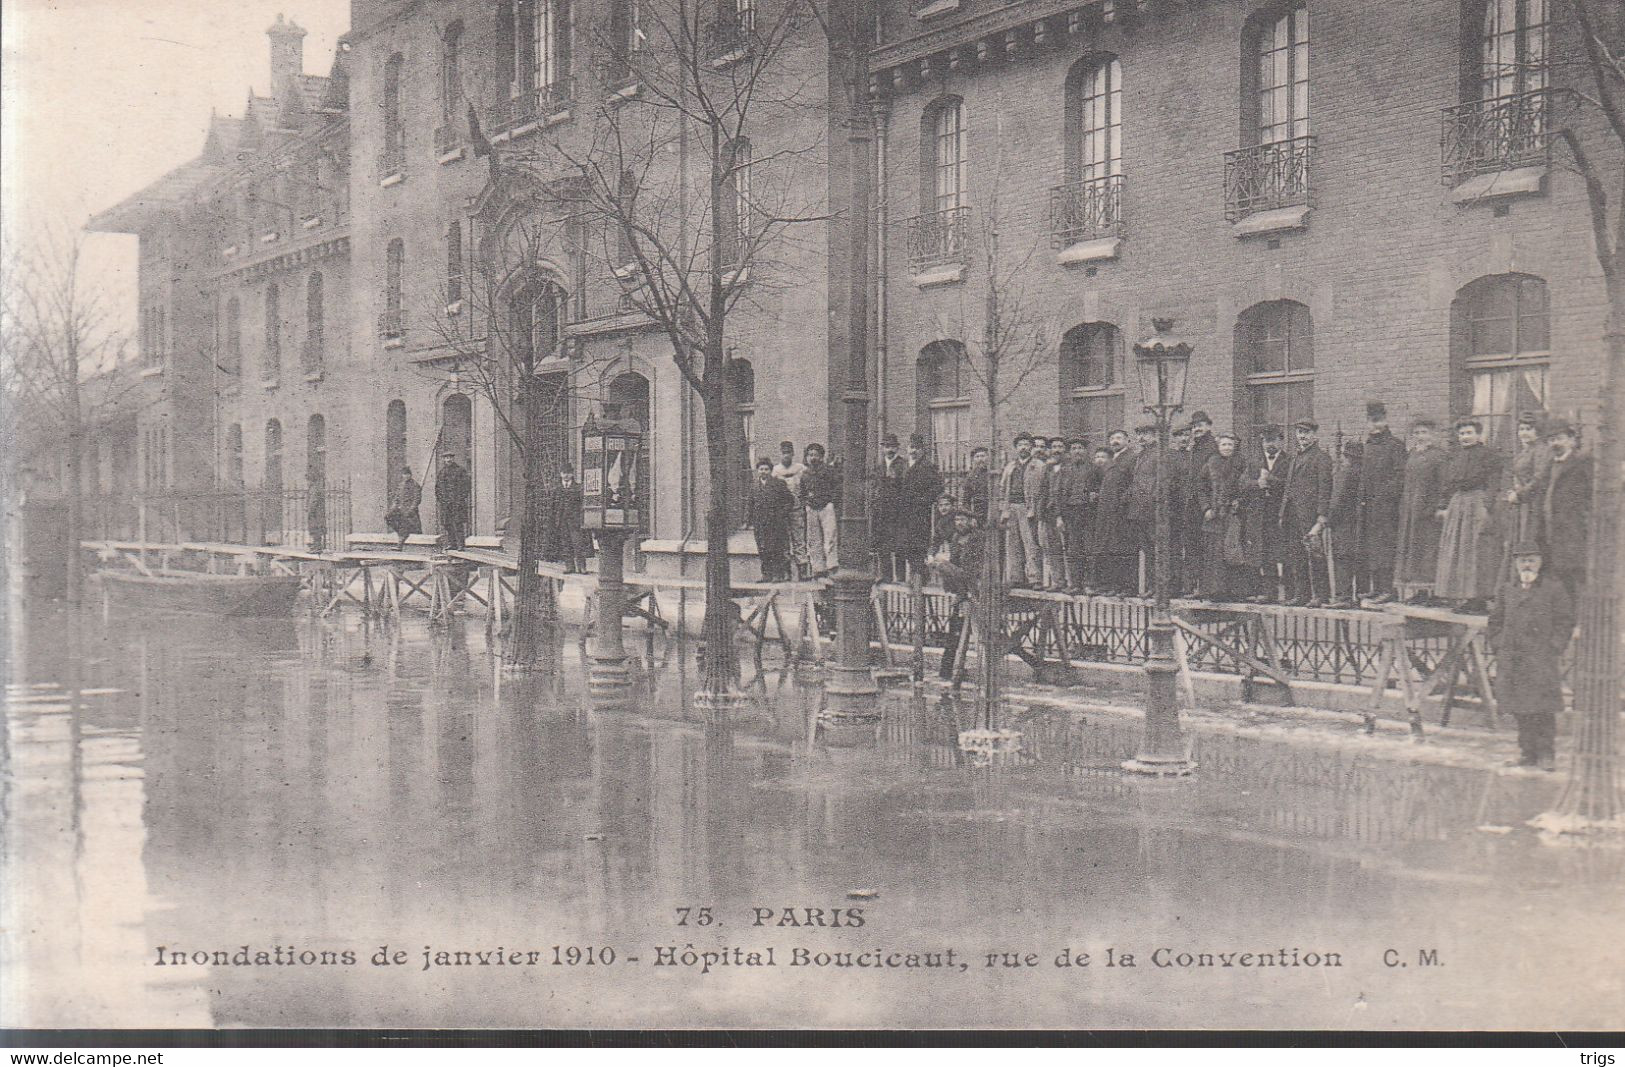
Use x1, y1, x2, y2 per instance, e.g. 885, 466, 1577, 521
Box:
86, 0, 1615, 555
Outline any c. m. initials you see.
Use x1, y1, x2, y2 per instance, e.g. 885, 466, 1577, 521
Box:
1383, 948, 1442, 968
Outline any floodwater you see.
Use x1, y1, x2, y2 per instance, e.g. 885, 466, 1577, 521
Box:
3, 600, 1622, 1031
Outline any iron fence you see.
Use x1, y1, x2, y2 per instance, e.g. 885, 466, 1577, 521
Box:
906, 206, 971, 272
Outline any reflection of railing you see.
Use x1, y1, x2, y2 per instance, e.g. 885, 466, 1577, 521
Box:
1049, 174, 1124, 245
82, 486, 352, 551
906, 206, 971, 271
1441, 89, 1563, 185
1223, 135, 1314, 221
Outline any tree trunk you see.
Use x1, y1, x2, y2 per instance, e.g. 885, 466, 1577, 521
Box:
65, 428, 83, 603
978, 376, 1004, 729
699, 394, 739, 694
507, 375, 557, 668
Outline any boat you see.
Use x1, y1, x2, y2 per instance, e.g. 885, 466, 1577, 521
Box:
96, 569, 302, 617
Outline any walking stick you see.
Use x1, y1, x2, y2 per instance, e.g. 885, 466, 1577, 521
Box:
1323, 527, 1338, 602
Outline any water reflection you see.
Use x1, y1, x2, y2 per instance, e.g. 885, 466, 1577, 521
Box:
3, 602, 1622, 1029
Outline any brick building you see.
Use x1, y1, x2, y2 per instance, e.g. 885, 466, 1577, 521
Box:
83, 0, 1614, 559
866, 0, 1614, 465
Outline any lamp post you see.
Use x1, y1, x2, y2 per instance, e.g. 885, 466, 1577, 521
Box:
1123, 318, 1196, 777
581, 410, 645, 701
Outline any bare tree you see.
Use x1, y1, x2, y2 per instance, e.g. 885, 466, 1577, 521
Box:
0, 226, 134, 600
494, 0, 832, 696
416, 209, 619, 669
1537, 0, 1625, 829
930, 204, 1053, 728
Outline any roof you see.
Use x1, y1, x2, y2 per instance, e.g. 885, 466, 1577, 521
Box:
86, 154, 224, 233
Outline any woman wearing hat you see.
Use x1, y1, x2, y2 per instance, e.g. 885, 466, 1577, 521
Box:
1433, 417, 1504, 611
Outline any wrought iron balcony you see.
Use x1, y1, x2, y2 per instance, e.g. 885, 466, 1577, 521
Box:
1049, 174, 1124, 246
491, 78, 577, 134
1224, 136, 1314, 222
377, 309, 405, 344
1441, 89, 1566, 186
705, 13, 754, 62
906, 206, 971, 272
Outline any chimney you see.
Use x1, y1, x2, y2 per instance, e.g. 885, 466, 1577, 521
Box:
267, 14, 307, 92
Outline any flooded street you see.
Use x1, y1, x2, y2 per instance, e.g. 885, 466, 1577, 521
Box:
4, 601, 1622, 1031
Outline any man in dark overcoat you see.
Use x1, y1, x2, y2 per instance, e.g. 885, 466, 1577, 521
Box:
436, 454, 472, 551
1537, 419, 1593, 602
1181, 412, 1219, 594
898, 432, 943, 581
1394, 419, 1449, 600
1124, 424, 1161, 595
1278, 418, 1333, 605
1357, 400, 1407, 601
958, 446, 993, 527
545, 466, 587, 572
872, 433, 907, 581
1052, 438, 1097, 593
1241, 426, 1288, 602
1089, 430, 1137, 594
747, 457, 795, 582
1326, 439, 1364, 606
1487, 542, 1575, 770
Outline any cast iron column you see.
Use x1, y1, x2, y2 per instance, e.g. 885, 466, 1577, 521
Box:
823, 97, 879, 725
588, 528, 631, 700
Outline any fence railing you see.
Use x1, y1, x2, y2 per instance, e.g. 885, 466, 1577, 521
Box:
1049, 174, 1124, 245
82, 486, 353, 553
1224, 135, 1315, 222
906, 206, 971, 272
1441, 89, 1564, 185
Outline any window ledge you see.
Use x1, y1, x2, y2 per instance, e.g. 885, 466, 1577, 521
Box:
613, 262, 640, 280
438, 146, 467, 165
445, 299, 464, 317
912, 263, 964, 289
260, 378, 280, 391
544, 109, 573, 128
913, 0, 961, 18
303, 371, 324, 383
1056, 236, 1121, 266
222, 245, 239, 258
1231, 205, 1310, 239
379, 172, 405, 188
722, 266, 750, 288
607, 82, 641, 104
382, 337, 405, 350
139, 365, 165, 378
260, 231, 281, 244
1450, 165, 1546, 205
707, 48, 751, 70
301, 215, 323, 230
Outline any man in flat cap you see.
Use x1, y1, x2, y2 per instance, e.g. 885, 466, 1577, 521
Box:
998, 433, 1042, 587
1278, 418, 1334, 605
1358, 400, 1407, 602
1537, 418, 1592, 602
1487, 541, 1574, 770
1181, 412, 1219, 595
1326, 438, 1364, 606
1242, 425, 1289, 601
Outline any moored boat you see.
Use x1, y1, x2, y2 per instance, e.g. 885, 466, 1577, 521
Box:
97, 569, 302, 617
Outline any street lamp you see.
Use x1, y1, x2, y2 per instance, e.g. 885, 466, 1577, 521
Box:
1123, 318, 1196, 777
581, 409, 645, 700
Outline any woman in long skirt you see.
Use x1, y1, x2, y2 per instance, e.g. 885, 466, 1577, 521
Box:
1433, 418, 1503, 610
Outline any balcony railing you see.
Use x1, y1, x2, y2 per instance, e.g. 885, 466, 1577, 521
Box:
491, 78, 576, 134
1441, 89, 1565, 186
705, 14, 754, 62
1224, 135, 1314, 222
906, 205, 971, 272
1049, 174, 1124, 246
378, 308, 405, 344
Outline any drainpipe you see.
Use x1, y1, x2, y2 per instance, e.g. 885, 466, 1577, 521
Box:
871, 99, 890, 449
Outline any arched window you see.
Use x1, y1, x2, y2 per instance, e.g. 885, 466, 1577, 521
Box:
1234, 300, 1314, 440
1059, 323, 1125, 444
386, 399, 408, 500
264, 283, 282, 381
382, 52, 405, 176
382, 237, 405, 342
223, 296, 242, 377
1451, 273, 1549, 448
719, 137, 753, 268
510, 276, 566, 370
441, 21, 463, 126
916, 340, 971, 467
446, 221, 464, 306
264, 418, 285, 539
607, 371, 651, 533
304, 271, 324, 376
